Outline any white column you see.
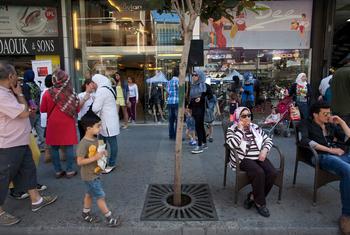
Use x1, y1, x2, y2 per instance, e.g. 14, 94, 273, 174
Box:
61, 0, 70, 74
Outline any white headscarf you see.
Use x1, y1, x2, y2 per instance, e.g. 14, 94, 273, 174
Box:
92, 74, 112, 88
296, 73, 307, 86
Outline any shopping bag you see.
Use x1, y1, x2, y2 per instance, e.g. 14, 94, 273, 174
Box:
29, 133, 41, 166
290, 105, 301, 121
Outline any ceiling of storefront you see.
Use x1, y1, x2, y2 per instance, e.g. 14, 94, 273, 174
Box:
332, 0, 350, 67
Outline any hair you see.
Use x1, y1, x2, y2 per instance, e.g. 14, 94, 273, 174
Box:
80, 111, 101, 131
127, 77, 134, 83
114, 72, 120, 77
172, 67, 179, 77
230, 92, 238, 100
309, 101, 330, 117
0, 62, 15, 81
301, 13, 306, 18
45, 74, 53, 88
81, 78, 93, 92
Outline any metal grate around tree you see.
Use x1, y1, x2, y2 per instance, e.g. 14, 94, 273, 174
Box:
141, 184, 217, 221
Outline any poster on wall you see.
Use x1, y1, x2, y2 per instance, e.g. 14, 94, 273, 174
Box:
0, 6, 58, 37
200, 1, 313, 49
32, 60, 52, 91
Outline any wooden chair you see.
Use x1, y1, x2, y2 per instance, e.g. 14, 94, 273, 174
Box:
292, 123, 341, 205
222, 121, 284, 205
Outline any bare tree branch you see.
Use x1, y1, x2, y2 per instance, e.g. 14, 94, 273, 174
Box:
181, 0, 186, 14
186, 0, 195, 14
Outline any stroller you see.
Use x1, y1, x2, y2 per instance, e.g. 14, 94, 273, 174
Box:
260, 96, 294, 138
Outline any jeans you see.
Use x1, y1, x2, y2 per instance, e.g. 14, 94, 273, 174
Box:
100, 135, 118, 167
296, 101, 309, 119
84, 178, 105, 199
51, 145, 75, 173
128, 97, 137, 121
31, 113, 45, 149
319, 153, 350, 216
167, 104, 178, 139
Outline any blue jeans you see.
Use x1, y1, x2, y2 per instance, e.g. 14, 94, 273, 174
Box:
100, 135, 118, 167
84, 178, 105, 199
319, 153, 350, 216
296, 101, 309, 119
50, 145, 75, 173
168, 104, 178, 139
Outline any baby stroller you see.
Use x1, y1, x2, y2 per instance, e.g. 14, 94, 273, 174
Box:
260, 96, 294, 138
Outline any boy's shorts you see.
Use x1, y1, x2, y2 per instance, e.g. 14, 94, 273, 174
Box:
84, 178, 105, 199
186, 118, 195, 131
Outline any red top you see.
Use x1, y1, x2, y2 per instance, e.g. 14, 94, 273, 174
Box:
40, 92, 79, 145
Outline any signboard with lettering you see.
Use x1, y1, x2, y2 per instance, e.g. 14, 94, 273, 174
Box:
0, 37, 59, 55
200, 0, 313, 49
0, 6, 58, 37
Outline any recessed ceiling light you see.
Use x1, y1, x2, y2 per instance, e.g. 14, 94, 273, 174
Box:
347, 18, 350, 22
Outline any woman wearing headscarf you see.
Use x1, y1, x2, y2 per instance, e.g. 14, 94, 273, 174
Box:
289, 73, 312, 119
92, 74, 120, 173
40, 69, 80, 178
189, 68, 213, 154
226, 107, 276, 217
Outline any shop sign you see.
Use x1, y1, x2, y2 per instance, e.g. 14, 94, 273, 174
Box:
201, 0, 313, 49
0, 6, 58, 37
0, 37, 59, 55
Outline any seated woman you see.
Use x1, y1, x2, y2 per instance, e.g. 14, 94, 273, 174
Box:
226, 107, 277, 217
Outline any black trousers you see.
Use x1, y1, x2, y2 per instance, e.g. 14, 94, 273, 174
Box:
192, 110, 206, 147
240, 158, 277, 206
0, 146, 37, 206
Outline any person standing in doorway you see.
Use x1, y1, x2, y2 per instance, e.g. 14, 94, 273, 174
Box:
127, 77, 138, 123
289, 73, 312, 119
114, 72, 129, 129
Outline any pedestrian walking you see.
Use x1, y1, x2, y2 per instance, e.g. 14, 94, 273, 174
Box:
77, 111, 121, 227
127, 77, 138, 123
166, 68, 179, 140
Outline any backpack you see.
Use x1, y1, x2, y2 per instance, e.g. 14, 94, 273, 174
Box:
27, 82, 41, 107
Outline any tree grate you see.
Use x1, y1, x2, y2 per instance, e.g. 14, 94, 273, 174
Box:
141, 184, 218, 221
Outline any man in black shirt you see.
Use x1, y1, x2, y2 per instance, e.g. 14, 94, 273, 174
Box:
300, 101, 350, 234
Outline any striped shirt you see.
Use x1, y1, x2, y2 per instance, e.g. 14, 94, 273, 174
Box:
166, 77, 179, 104
226, 123, 273, 168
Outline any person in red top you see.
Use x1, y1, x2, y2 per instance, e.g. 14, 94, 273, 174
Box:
40, 69, 80, 179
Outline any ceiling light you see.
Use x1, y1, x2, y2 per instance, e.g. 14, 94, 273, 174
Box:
347, 18, 350, 22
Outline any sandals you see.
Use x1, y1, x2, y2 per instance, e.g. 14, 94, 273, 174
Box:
82, 212, 101, 223
106, 215, 121, 227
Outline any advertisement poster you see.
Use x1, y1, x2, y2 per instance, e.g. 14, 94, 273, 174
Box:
32, 60, 52, 90
0, 6, 58, 37
200, 1, 313, 49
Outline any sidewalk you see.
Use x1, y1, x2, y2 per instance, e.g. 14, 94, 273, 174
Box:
1, 126, 341, 235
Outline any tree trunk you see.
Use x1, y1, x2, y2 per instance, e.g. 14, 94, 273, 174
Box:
173, 27, 194, 206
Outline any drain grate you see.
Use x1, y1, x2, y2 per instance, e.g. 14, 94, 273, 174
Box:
141, 184, 217, 221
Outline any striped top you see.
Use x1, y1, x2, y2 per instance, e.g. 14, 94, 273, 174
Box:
226, 123, 273, 168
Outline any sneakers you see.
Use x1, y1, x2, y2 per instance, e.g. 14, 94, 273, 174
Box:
106, 215, 121, 227
340, 215, 350, 235
31, 195, 58, 212
10, 189, 29, 200
202, 143, 208, 150
0, 211, 21, 226
37, 184, 47, 191
189, 140, 197, 146
102, 166, 116, 174
82, 212, 101, 223
191, 146, 203, 154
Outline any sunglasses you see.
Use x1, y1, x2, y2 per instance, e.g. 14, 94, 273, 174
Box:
240, 114, 252, 119
192, 74, 198, 76
322, 112, 331, 116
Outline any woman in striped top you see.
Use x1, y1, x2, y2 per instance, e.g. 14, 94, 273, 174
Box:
226, 107, 277, 217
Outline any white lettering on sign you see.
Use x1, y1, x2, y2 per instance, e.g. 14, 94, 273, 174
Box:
36, 40, 55, 52
0, 38, 29, 54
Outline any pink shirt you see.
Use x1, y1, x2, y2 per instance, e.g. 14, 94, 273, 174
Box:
0, 86, 31, 148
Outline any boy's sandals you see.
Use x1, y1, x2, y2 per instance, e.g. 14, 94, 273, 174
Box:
106, 215, 121, 227
82, 212, 101, 223
66, 171, 77, 178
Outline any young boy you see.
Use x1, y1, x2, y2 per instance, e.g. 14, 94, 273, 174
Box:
77, 112, 121, 227
185, 107, 197, 146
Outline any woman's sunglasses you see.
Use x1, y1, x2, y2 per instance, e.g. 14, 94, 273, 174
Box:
240, 114, 252, 119
192, 74, 198, 76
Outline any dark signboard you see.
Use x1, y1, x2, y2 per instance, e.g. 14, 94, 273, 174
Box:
0, 37, 59, 55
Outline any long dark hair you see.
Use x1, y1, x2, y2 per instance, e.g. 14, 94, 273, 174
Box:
81, 79, 93, 92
